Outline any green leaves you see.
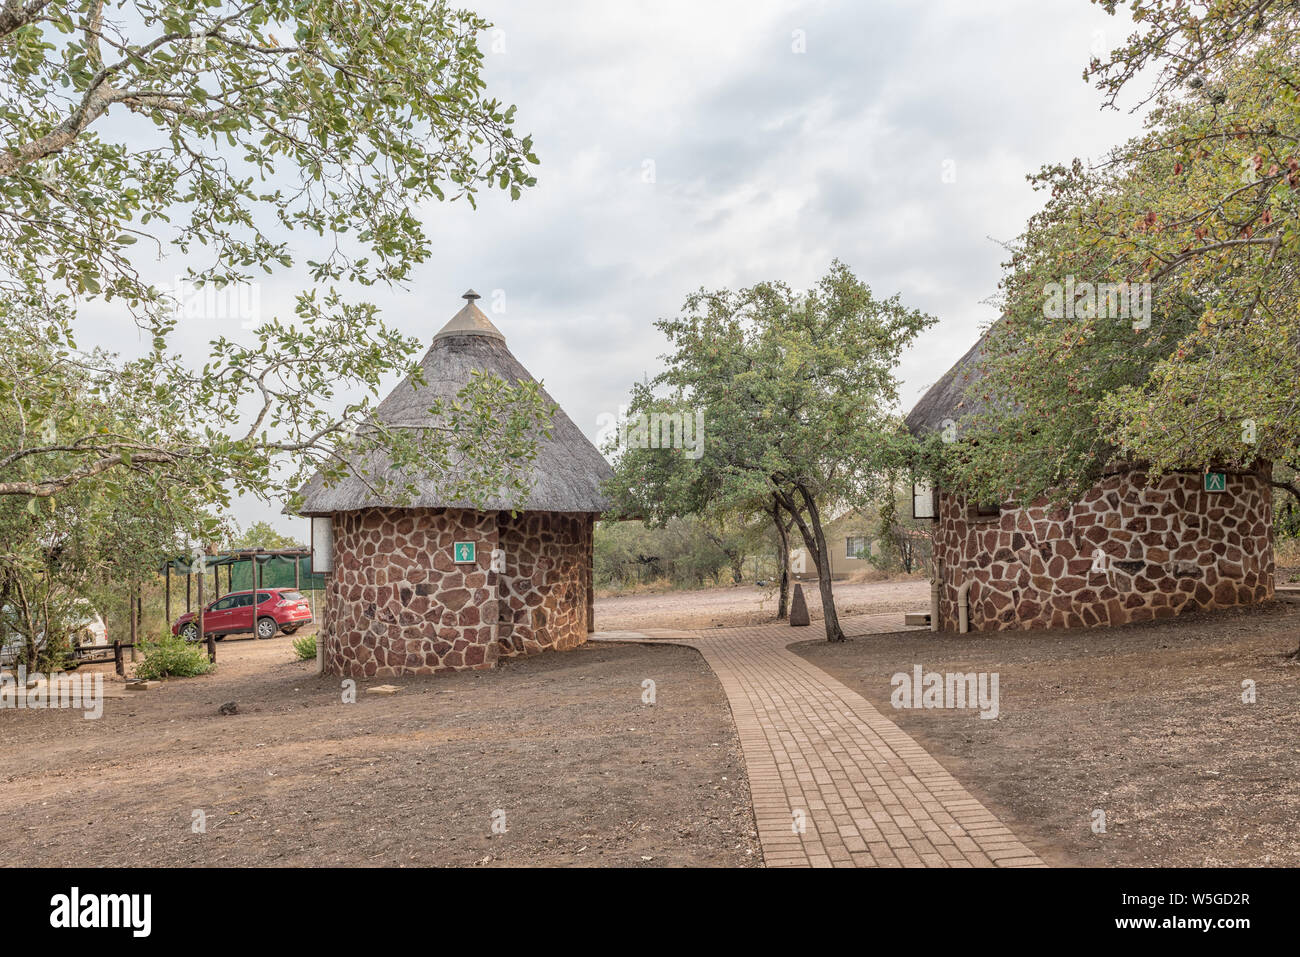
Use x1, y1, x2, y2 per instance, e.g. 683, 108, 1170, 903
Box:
949, 1, 1300, 503
607, 261, 934, 534
2, 0, 540, 321
0, 0, 545, 519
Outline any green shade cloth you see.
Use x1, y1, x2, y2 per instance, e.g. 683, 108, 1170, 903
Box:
159, 553, 325, 591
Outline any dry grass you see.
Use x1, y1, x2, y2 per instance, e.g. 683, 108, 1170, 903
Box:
1275, 537, 1300, 577
594, 577, 681, 599
843, 568, 927, 585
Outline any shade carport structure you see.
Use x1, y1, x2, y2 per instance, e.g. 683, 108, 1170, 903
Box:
158, 547, 317, 659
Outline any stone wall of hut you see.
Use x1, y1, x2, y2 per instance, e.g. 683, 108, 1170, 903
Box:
496, 511, 593, 658
319, 507, 594, 676
932, 466, 1273, 632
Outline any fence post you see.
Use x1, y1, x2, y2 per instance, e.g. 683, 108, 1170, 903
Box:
114, 640, 123, 677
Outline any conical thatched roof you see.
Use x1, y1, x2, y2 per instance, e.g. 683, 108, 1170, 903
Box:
902, 325, 994, 436
295, 291, 613, 515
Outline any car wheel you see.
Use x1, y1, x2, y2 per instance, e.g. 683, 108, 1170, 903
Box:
256, 617, 278, 639
180, 622, 199, 642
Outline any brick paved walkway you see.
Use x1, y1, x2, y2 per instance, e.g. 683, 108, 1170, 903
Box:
594, 615, 1044, 868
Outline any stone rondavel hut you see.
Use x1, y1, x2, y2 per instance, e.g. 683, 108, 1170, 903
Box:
296, 291, 613, 676
905, 326, 1274, 633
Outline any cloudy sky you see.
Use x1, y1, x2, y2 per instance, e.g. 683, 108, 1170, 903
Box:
88, 0, 1151, 537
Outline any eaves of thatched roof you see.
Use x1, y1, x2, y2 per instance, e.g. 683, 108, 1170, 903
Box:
293, 292, 613, 516
902, 325, 995, 436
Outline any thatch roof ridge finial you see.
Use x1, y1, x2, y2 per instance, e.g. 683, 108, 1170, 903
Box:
291, 289, 614, 516
433, 288, 505, 343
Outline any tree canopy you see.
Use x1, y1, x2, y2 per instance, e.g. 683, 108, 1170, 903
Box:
604, 261, 933, 640
0, 1, 547, 513
942, 0, 1300, 505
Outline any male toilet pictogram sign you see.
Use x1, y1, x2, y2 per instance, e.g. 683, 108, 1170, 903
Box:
453, 541, 476, 564
1204, 472, 1227, 492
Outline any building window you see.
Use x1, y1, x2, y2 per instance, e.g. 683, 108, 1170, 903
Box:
310, 516, 334, 573
846, 536, 869, 559
912, 480, 936, 520
967, 500, 1001, 522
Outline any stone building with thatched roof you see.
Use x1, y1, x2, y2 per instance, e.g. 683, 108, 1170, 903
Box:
296, 291, 612, 676
905, 327, 1273, 633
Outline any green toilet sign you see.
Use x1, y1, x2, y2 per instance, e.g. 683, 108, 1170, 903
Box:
1204, 472, 1227, 492
453, 541, 476, 564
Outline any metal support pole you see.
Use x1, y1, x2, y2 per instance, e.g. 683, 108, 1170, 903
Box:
131, 584, 139, 661
253, 557, 261, 636
198, 568, 212, 662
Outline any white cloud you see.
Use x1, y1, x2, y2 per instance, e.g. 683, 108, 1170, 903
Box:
71, 0, 1149, 536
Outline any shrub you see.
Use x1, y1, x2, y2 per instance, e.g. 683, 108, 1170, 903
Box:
291, 632, 316, 662
35, 633, 73, 673
134, 632, 214, 680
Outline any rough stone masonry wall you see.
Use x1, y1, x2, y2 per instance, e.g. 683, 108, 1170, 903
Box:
496, 511, 592, 658
933, 467, 1273, 632
321, 507, 499, 675
320, 507, 593, 676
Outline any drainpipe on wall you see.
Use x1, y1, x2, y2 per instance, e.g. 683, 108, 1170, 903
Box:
957, 579, 973, 634
929, 561, 941, 632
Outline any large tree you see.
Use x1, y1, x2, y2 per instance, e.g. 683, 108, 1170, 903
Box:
0, 330, 219, 667
946, 0, 1300, 508
940, 158, 1201, 506
0, 1, 549, 511
1091, 1, 1300, 477
605, 262, 933, 641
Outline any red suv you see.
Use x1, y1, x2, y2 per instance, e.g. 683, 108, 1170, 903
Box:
172, 589, 313, 642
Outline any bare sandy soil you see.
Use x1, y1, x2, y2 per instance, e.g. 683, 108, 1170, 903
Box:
793, 595, 1300, 867
9, 576, 1296, 869
0, 633, 759, 867
595, 577, 930, 632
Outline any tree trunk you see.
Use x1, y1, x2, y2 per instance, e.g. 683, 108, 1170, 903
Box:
806, 507, 844, 642
776, 484, 844, 642
728, 551, 745, 584
772, 500, 792, 619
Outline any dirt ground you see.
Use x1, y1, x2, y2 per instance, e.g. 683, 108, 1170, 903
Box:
595, 577, 930, 632
0, 633, 759, 867
793, 595, 1300, 867
9, 575, 1297, 868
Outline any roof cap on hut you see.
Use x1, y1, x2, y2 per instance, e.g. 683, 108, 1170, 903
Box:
432, 288, 506, 343
292, 291, 613, 516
